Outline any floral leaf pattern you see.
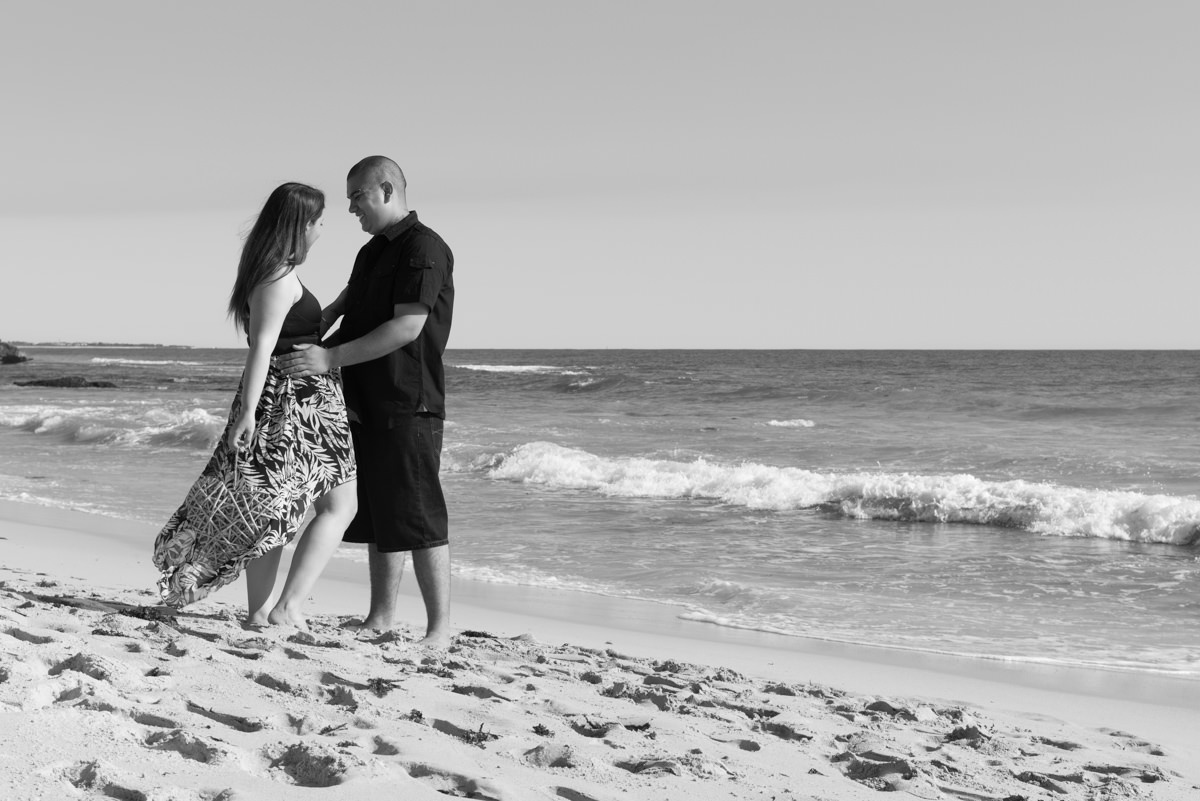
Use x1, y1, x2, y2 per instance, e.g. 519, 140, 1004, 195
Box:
152, 367, 356, 607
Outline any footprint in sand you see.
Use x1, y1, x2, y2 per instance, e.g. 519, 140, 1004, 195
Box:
762, 681, 799, 696
131, 709, 181, 729
600, 681, 677, 712
252, 671, 296, 694
229, 635, 274, 652
283, 712, 353, 736
372, 735, 401, 756
60, 760, 148, 799
186, 700, 267, 733
50, 651, 141, 687
1083, 763, 1167, 784
91, 612, 149, 639
261, 741, 358, 787
553, 788, 610, 801
756, 710, 815, 743
451, 684, 513, 702
1103, 728, 1166, 756
145, 729, 223, 764
523, 742, 578, 769
614, 757, 684, 776
864, 698, 921, 721
707, 733, 763, 752
320, 670, 371, 691
222, 647, 267, 661
430, 717, 500, 747
1032, 734, 1083, 751
171, 623, 223, 643
570, 719, 621, 739
405, 762, 515, 799
5, 625, 59, 645
642, 674, 688, 690
287, 631, 344, 649
698, 694, 782, 724
55, 680, 125, 714
831, 733, 954, 797
325, 684, 359, 711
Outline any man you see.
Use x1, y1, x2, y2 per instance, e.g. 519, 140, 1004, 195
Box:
277, 155, 454, 647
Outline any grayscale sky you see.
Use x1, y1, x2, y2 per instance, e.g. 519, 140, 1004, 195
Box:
2, 1, 1198, 348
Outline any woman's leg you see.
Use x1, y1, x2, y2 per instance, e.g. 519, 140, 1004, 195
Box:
245, 545, 284, 625
268, 480, 358, 627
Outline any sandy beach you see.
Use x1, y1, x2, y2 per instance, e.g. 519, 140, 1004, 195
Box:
1, 500, 1197, 801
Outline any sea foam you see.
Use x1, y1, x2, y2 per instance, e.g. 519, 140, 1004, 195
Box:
90, 357, 207, 366
486, 441, 1200, 545
454, 363, 586, 375
0, 404, 224, 449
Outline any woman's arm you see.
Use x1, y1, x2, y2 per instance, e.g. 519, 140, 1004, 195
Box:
227, 273, 299, 451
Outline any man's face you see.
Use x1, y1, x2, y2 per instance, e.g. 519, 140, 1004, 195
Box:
346, 177, 390, 235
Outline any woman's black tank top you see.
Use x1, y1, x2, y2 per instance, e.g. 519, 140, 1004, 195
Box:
272, 284, 322, 356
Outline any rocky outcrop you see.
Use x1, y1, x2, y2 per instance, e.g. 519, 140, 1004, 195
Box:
0, 341, 29, 364
14, 377, 117, 388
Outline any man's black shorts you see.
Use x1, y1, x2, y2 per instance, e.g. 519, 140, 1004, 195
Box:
343, 414, 448, 552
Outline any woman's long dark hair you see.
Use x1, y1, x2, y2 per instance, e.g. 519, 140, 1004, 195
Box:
228, 182, 325, 334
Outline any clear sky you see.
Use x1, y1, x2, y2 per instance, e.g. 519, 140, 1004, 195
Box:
2, 1, 1198, 349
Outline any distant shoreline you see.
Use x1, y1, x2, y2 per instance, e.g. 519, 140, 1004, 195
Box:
11, 342, 190, 348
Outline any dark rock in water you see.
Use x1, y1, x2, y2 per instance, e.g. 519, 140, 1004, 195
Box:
14, 376, 117, 388
0, 341, 30, 364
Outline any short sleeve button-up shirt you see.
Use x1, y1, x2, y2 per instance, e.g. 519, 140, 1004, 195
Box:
340, 211, 454, 426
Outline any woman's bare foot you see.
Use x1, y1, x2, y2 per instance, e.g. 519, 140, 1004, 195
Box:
267, 604, 308, 629
244, 613, 270, 629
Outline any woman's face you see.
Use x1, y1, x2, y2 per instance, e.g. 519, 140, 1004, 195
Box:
305, 214, 323, 250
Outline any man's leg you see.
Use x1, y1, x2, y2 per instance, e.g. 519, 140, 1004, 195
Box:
361, 544, 406, 631
412, 543, 450, 646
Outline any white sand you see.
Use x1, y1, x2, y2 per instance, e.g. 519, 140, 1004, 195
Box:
1, 500, 1197, 800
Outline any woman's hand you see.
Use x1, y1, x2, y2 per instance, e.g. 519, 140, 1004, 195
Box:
227, 411, 255, 452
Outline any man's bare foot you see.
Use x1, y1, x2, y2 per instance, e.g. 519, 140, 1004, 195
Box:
357, 616, 393, 632
244, 614, 270, 629
337, 618, 392, 639
418, 630, 451, 649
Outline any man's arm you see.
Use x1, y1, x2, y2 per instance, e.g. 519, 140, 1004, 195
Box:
277, 302, 429, 376
319, 287, 349, 338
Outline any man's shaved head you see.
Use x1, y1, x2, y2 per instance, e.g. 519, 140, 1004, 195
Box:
346, 155, 410, 234
348, 155, 406, 193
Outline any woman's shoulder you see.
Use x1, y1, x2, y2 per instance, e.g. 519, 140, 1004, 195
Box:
255, 267, 303, 303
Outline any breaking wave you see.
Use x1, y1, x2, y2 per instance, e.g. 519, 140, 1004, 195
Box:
482, 441, 1200, 545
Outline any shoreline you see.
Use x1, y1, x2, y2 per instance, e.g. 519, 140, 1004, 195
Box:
4, 499, 1199, 706
4, 499, 1198, 695
3, 498, 1198, 798
3, 500, 1199, 745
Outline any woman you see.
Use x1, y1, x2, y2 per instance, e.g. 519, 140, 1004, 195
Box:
154, 182, 357, 627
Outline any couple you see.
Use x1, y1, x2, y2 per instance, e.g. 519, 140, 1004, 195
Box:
152, 155, 455, 647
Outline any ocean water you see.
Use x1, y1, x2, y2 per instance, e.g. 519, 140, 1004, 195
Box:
1, 347, 1198, 677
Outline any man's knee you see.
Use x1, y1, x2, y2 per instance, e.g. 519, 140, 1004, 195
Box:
412, 543, 450, 569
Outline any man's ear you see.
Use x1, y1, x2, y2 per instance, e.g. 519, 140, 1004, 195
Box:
381, 181, 393, 201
